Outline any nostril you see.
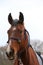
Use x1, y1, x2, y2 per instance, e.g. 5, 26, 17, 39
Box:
6, 52, 7, 55
6, 52, 9, 57
9, 48, 14, 56
9, 52, 12, 56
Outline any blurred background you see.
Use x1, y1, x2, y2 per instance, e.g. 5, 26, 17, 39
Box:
0, 0, 43, 65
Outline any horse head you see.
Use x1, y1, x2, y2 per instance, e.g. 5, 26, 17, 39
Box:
6, 12, 28, 60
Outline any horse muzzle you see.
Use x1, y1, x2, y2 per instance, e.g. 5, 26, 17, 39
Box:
6, 48, 14, 60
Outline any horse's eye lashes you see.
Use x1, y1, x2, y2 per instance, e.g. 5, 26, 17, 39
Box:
18, 29, 22, 33
7, 40, 9, 43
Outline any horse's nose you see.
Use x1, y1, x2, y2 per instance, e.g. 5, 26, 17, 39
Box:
6, 48, 14, 57
9, 48, 14, 56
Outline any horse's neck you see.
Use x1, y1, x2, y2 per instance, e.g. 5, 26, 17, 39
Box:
28, 47, 40, 65
21, 47, 40, 65
20, 48, 30, 65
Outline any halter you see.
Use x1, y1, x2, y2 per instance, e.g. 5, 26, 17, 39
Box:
7, 29, 29, 43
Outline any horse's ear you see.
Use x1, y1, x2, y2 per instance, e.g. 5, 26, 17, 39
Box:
19, 12, 24, 24
8, 13, 13, 25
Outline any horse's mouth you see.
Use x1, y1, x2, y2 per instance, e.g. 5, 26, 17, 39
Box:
9, 56, 14, 60
6, 52, 14, 60
7, 56, 14, 60
9, 54, 18, 60
6, 52, 19, 61
7, 55, 14, 60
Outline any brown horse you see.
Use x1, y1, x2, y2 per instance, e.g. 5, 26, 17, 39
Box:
6, 12, 41, 65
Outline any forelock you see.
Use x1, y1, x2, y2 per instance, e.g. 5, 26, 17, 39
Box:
12, 19, 18, 26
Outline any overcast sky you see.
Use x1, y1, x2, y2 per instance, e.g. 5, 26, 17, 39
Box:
0, 0, 43, 46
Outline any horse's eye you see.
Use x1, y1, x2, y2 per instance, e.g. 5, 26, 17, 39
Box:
7, 40, 9, 44
19, 30, 22, 34
17, 39, 21, 44
18, 29, 22, 34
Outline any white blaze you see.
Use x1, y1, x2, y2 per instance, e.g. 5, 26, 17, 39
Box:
13, 27, 16, 31
6, 40, 11, 54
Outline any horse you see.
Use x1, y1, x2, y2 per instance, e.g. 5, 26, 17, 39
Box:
6, 12, 42, 65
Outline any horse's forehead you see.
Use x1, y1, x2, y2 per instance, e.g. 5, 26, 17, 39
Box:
12, 27, 16, 31
7, 19, 24, 34
8, 19, 18, 31
8, 25, 17, 33
13, 19, 18, 26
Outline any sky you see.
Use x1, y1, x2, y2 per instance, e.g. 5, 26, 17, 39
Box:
0, 0, 43, 46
